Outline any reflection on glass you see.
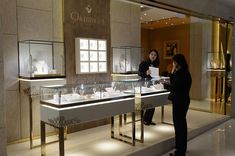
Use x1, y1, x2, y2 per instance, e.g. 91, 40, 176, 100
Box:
99, 52, 106, 61
93, 87, 96, 94
72, 87, 77, 94
99, 62, 106, 72
81, 62, 89, 72
90, 51, 98, 61
79, 89, 84, 96
80, 51, 89, 61
90, 40, 97, 50
79, 84, 84, 96
80, 39, 88, 49
98, 40, 106, 50
111, 82, 116, 91
144, 81, 149, 88
90, 62, 98, 72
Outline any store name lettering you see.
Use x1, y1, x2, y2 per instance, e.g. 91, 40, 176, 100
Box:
70, 11, 105, 25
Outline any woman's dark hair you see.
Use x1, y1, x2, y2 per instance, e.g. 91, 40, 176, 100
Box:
149, 49, 160, 66
173, 54, 188, 70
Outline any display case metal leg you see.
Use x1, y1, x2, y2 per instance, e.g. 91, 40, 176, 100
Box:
161, 106, 164, 123
119, 115, 123, 136
111, 116, 114, 138
41, 121, 46, 156
124, 113, 127, 124
59, 127, 65, 156
140, 110, 144, 143
132, 112, 135, 146
29, 96, 33, 149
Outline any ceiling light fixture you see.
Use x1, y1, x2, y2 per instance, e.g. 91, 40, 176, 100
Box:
144, 13, 147, 16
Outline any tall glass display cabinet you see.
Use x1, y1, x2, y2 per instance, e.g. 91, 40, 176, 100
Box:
18, 40, 66, 79
18, 40, 66, 148
111, 46, 142, 81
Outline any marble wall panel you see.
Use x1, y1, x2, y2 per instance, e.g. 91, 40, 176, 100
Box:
0, 64, 4, 128
17, 7, 53, 41
2, 35, 18, 91
1, 0, 17, 34
111, 22, 131, 47
0, 0, 3, 34
110, 0, 141, 47
130, 25, 141, 46
110, 0, 130, 23
17, 0, 52, 11
0, 128, 7, 156
5, 91, 21, 142
52, 0, 63, 41
0, 35, 3, 63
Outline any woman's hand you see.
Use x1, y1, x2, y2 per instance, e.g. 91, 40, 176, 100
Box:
171, 63, 176, 74
146, 69, 151, 75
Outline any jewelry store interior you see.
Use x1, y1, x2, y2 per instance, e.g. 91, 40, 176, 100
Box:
5, 0, 233, 156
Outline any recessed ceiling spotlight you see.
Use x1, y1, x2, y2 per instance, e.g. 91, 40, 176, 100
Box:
182, 21, 185, 24
144, 13, 147, 16
150, 19, 153, 21
171, 23, 174, 25
140, 5, 144, 8
140, 17, 143, 20
166, 22, 168, 24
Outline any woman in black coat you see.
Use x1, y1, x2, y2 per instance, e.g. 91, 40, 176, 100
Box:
138, 49, 160, 126
168, 54, 192, 156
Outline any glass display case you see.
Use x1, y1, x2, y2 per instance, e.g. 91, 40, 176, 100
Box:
18, 40, 66, 79
134, 78, 168, 95
207, 52, 225, 69
40, 81, 136, 108
112, 46, 142, 73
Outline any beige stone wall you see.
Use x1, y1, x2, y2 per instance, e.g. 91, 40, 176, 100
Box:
189, 18, 212, 100
0, 0, 13, 154
1, 1, 18, 155
110, 0, 141, 47
1, 0, 64, 143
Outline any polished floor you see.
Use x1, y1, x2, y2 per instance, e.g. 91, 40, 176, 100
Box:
163, 119, 235, 156
7, 104, 229, 156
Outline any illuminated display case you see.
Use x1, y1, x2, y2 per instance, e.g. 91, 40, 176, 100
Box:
207, 52, 225, 69
75, 38, 107, 74
40, 81, 136, 108
112, 46, 142, 74
40, 79, 169, 108
18, 40, 66, 79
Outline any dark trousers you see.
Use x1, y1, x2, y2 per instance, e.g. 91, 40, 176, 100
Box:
144, 108, 155, 123
172, 102, 189, 156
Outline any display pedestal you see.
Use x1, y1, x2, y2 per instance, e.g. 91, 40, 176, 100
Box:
20, 78, 66, 149
40, 97, 135, 156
